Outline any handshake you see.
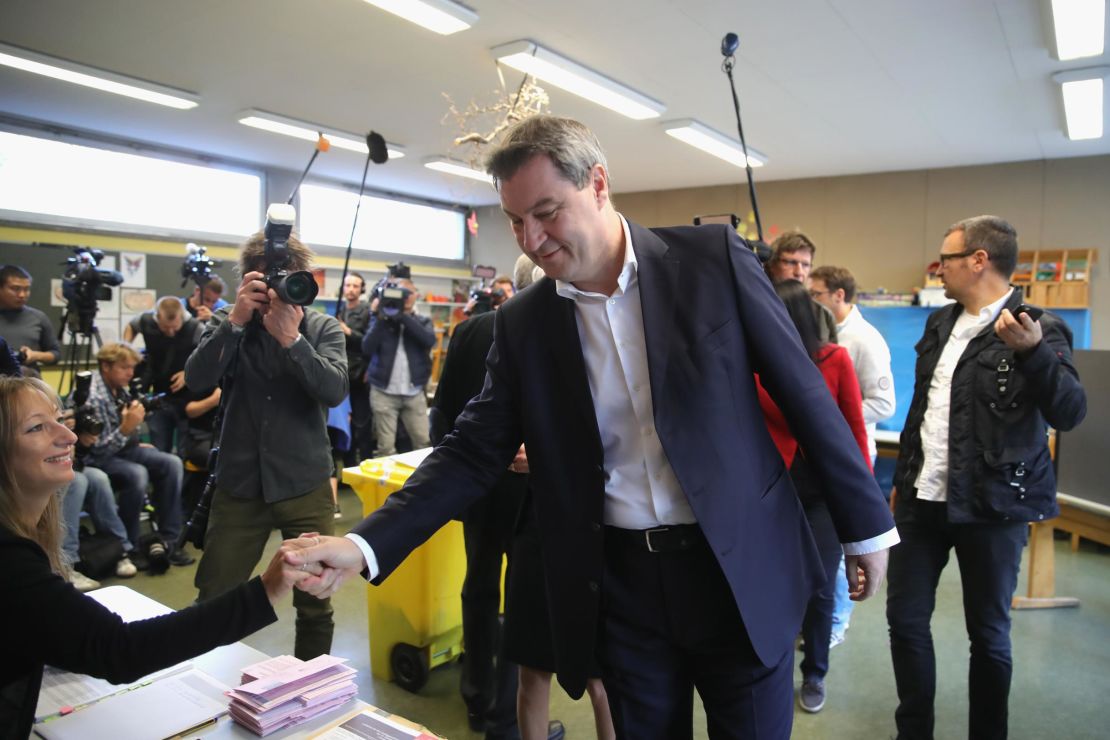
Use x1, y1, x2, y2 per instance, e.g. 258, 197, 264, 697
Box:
261, 535, 366, 605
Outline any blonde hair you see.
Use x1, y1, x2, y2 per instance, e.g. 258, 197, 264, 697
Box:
0, 376, 70, 576
96, 342, 141, 367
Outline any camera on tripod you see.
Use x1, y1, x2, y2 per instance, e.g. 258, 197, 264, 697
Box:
61, 248, 124, 333
372, 262, 413, 318
262, 204, 318, 306
181, 243, 220, 288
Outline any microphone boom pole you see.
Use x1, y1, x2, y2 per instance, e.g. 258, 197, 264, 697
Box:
720, 32, 765, 244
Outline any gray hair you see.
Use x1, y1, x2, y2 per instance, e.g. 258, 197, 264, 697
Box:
513, 254, 544, 290
944, 215, 1018, 278
485, 115, 609, 191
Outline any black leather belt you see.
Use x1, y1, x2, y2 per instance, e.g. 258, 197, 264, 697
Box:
605, 524, 705, 553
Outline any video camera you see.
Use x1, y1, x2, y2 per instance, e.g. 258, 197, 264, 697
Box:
372, 262, 413, 319
262, 204, 318, 306
61, 247, 124, 310
181, 243, 220, 288
465, 285, 507, 316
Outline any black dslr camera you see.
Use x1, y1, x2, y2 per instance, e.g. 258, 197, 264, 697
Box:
125, 377, 167, 412
180, 243, 220, 288
262, 204, 318, 306
372, 262, 412, 319
70, 371, 103, 471
465, 285, 507, 316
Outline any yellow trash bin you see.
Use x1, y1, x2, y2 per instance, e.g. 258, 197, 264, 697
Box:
342, 456, 465, 692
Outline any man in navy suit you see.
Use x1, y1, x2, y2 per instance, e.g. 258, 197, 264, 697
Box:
288, 115, 897, 738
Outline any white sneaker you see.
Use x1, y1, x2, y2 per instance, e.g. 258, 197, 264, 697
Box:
115, 557, 138, 578
70, 571, 101, 592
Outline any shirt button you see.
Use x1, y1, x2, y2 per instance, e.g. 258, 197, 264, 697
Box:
608, 299, 615, 305
591, 522, 601, 532
633, 384, 641, 392
643, 428, 653, 437
588, 580, 599, 593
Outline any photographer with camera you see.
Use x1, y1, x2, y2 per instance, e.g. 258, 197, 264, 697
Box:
122, 296, 203, 455
83, 342, 191, 568
0, 265, 62, 374
337, 272, 372, 464
184, 212, 347, 660
182, 276, 228, 323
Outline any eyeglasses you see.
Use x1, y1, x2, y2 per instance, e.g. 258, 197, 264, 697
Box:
938, 248, 981, 263
808, 289, 830, 298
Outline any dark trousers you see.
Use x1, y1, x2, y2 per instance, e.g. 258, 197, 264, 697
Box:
599, 528, 794, 740
799, 501, 843, 680
886, 500, 1028, 740
460, 471, 527, 732
346, 377, 373, 464
98, 444, 184, 546
195, 481, 336, 660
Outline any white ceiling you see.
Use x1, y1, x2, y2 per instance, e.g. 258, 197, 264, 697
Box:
1, 0, 1108, 208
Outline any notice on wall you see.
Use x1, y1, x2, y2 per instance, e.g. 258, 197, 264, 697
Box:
120, 252, 147, 288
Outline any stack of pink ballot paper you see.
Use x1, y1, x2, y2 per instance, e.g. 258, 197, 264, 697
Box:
226, 654, 358, 736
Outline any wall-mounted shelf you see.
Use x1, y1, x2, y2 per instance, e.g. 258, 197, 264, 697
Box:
1013, 249, 1096, 308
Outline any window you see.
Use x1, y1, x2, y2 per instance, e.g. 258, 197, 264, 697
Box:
0, 131, 261, 237
298, 183, 465, 261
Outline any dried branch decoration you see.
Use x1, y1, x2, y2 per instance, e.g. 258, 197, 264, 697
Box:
444, 65, 550, 168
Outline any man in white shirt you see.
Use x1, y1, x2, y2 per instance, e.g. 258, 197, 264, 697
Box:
887, 216, 1085, 740
809, 265, 896, 646
287, 115, 897, 739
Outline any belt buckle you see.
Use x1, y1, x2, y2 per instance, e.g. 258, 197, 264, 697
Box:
644, 526, 669, 553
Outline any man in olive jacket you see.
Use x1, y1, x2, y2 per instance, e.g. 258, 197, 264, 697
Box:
887, 215, 1086, 740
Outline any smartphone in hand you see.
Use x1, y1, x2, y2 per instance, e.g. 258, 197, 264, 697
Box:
1013, 304, 1044, 321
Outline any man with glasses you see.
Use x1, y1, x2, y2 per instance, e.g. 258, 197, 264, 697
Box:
766, 232, 837, 342
887, 215, 1086, 739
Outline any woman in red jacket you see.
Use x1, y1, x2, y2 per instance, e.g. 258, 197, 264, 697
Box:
756, 279, 870, 715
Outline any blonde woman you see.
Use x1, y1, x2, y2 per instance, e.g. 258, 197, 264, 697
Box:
0, 376, 312, 739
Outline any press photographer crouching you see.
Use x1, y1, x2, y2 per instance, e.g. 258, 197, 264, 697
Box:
123, 296, 204, 455
0, 376, 315, 740
184, 206, 347, 660
81, 343, 191, 569
361, 265, 435, 457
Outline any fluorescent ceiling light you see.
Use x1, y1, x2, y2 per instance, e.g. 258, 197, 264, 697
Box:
1053, 68, 1107, 140
237, 110, 404, 158
1050, 0, 1105, 60
491, 40, 665, 120
0, 42, 198, 109
662, 119, 765, 168
423, 156, 493, 184
360, 0, 477, 35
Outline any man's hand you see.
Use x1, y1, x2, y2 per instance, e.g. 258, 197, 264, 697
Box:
844, 548, 889, 601
262, 290, 304, 348
194, 304, 214, 322
282, 534, 365, 600
995, 308, 1042, 353
508, 444, 529, 474
228, 271, 270, 327
19, 346, 50, 364
169, 370, 186, 393
338, 319, 351, 336
78, 432, 99, 447
119, 400, 146, 436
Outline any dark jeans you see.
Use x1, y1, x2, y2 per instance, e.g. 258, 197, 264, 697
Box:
599, 527, 794, 739
886, 500, 1028, 740
799, 501, 843, 681
460, 471, 527, 732
97, 444, 184, 547
145, 405, 186, 456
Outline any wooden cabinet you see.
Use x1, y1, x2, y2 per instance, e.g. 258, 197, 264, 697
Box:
1014, 249, 1096, 308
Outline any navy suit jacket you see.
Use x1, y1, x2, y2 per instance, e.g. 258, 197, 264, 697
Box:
353, 221, 894, 698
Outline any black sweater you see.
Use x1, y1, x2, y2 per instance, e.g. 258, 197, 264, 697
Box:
0, 526, 277, 739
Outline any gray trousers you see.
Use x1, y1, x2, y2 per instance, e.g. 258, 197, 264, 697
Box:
369, 385, 430, 456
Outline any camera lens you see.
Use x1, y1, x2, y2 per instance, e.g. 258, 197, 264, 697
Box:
272, 270, 318, 306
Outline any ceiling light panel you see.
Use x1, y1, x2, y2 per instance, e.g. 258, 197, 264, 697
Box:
238, 110, 404, 158
424, 156, 494, 184
1053, 68, 1107, 140
492, 40, 665, 120
662, 119, 765, 168
0, 42, 199, 109
360, 0, 478, 35
1050, 0, 1105, 61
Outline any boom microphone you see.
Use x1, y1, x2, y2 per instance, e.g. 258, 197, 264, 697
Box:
368, 132, 388, 164
721, 32, 739, 58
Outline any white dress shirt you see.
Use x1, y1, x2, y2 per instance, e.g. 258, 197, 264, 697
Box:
836, 305, 896, 462
914, 289, 1013, 502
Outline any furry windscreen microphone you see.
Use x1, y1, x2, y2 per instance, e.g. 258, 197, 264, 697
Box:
367, 132, 388, 164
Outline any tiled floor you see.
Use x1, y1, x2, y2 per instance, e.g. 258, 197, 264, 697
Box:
113, 488, 1108, 738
